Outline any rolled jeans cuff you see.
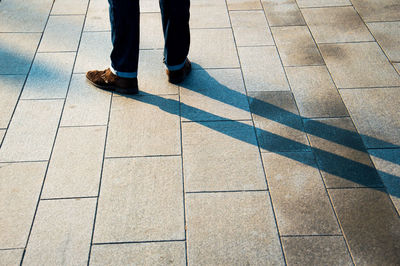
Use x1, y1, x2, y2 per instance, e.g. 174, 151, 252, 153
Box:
165, 58, 187, 71
110, 65, 137, 78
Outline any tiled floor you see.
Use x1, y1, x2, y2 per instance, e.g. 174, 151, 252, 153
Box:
0, 0, 399, 265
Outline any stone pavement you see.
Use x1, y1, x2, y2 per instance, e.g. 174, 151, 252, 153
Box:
0, 0, 400, 264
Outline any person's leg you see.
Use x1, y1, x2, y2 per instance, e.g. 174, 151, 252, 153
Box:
159, 0, 190, 70
86, 0, 139, 94
109, 0, 140, 78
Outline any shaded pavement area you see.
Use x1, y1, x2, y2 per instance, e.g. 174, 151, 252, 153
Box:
0, 0, 400, 264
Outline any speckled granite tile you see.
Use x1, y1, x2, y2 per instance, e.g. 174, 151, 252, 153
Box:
320, 42, 400, 88
21, 52, 75, 99
285, 66, 348, 118
368, 21, 400, 62
90, 242, 186, 265
302, 7, 373, 43
263, 152, 340, 235
230, 11, 274, 46
180, 69, 251, 121
106, 95, 180, 157
329, 188, 400, 265
227, 0, 262, 10
186, 192, 284, 265
42, 126, 106, 198
0, 162, 47, 248
0, 249, 24, 266
340, 88, 400, 148
262, 0, 305, 26
352, 0, 400, 22
93, 156, 184, 242
272, 26, 323, 66
239, 46, 289, 91
23, 199, 96, 265
249, 91, 310, 152
182, 121, 266, 192
0, 100, 63, 162
0, 75, 25, 128
0, 33, 41, 75
282, 236, 352, 265
61, 74, 111, 126
38, 15, 84, 52
304, 117, 383, 188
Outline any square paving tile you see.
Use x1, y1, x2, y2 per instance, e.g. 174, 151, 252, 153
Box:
189, 29, 239, 69
140, 0, 160, 12
182, 121, 266, 192
84, 0, 110, 31
21, 52, 75, 99
230, 11, 274, 46
340, 88, 400, 148
137, 50, 179, 95
42, 126, 106, 199
261, 0, 305, 26
51, 0, 89, 14
23, 198, 96, 265
302, 7, 374, 43
186, 192, 284, 265
369, 149, 400, 214
271, 26, 323, 66
180, 69, 251, 121
106, 95, 180, 157
0, 75, 25, 128
263, 152, 340, 235
61, 74, 111, 126
0, 162, 47, 248
304, 118, 383, 188
0, 0, 53, 32
238, 46, 289, 91
140, 13, 164, 49
249, 91, 310, 152
0, 100, 63, 162
90, 242, 186, 265
282, 236, 352, 265
320, 42, 400, 88
351, 0, 400, 22
190, 0, 230, 28
367, 22, 400, 62
38, 15, 85, 52
296, 0, 351, 8
94, 156, 184, 242
74, 31, 112, 73
0, 33, 41, 75
0, 249, 24, 266
329, 188, 400, 265
226, 0, 262, 10
285, 66, 348, 118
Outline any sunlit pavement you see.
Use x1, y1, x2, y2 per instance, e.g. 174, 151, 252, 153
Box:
0, 0, 399, 264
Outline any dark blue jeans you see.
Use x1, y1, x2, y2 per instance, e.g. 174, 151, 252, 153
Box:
108, 0, 190, 78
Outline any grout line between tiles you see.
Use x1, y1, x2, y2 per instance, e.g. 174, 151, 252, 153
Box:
93, 239, 186, 246
178, 85, 189, 266
0, 248, 25, 251
105, 154, 181, 159
186, 190, 268, 194
281, 234, 343, 238
41, 196, 98, 201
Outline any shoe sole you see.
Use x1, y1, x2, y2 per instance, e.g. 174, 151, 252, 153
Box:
86, 74, 139, 95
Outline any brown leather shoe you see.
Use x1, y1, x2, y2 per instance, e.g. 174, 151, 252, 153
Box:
86, 68, 138, 94
166, 59, 192, 84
